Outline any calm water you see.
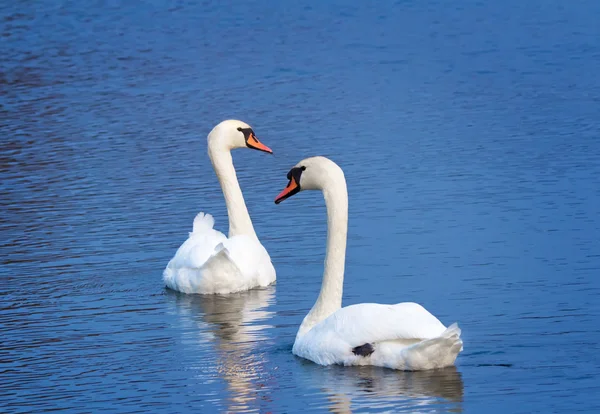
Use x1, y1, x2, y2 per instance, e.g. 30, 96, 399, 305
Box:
2, 0, 600, 412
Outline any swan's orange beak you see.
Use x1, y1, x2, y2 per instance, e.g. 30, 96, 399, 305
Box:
275, 177, 299, 204
246, 133, 273, 154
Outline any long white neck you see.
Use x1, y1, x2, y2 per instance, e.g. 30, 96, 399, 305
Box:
297, 176, 348, 338
208, 146, 257, 239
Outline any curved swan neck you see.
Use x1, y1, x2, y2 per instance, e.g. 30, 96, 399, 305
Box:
297, 175, 348, 338
208, 145, 256, 239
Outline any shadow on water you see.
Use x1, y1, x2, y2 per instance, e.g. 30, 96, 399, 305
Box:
164, 286, 276, 413
297, 361, 464, 413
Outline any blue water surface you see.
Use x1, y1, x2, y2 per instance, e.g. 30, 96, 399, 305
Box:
2, 0, 600, 412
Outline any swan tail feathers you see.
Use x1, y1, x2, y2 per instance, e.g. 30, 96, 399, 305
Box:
441, 322, 463, 352
192, 212, 215, 234
442, 323, 461, 338
398, 324, 463, 370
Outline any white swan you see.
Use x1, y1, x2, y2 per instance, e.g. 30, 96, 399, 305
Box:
274, 156, 463, 370
163, 120, 276, 294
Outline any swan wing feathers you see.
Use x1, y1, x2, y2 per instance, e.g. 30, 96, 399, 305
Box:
218, 235, 276, 285
194, 235, 275, 293
168, 212, 227, 269
312, 302, 450, 348
163, 213, 275, 294
195, 243, 242, 293
163, 212, 226, 291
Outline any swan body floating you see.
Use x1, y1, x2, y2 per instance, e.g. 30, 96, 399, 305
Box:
274, 156, 463, 370
163, 120, 276, 294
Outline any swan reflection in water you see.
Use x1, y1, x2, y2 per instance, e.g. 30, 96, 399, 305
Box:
298, 362, 464, 413
167, 286, 275, 413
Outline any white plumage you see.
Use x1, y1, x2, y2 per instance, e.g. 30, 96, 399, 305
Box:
293, 303, 463, 371
163, 212, 275, 294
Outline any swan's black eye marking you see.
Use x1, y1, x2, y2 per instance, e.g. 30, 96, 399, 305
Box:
237, 127, 256, 144
286, 166, 306, 181
352, 343, 374, 357
275, 166, 305, 204
237, 126, 272, 153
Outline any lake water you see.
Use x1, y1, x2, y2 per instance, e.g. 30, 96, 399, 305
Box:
2, 0, 600, 412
